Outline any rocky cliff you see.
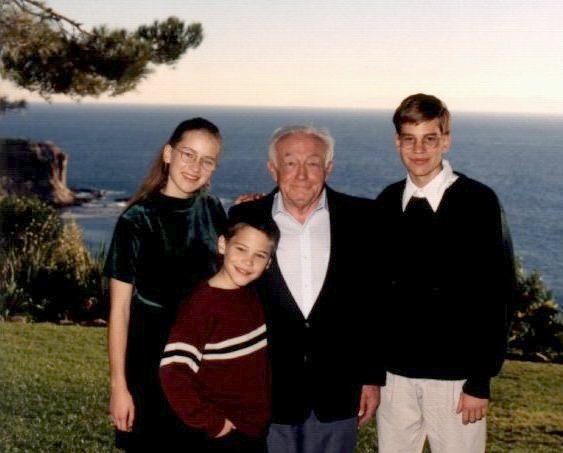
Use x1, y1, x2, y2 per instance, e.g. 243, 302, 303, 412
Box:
0, 138, 76, 206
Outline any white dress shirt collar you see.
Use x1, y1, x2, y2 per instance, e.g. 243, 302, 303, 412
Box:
402, 159, 459, 212
272, 187, 328, 222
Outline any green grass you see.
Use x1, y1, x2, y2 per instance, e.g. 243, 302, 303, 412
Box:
1, 323, 562, 452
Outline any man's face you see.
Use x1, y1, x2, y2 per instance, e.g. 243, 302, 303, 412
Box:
267, 133, 332, 214
395, 119, 450, 188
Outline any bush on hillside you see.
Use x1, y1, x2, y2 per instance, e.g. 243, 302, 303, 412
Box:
0, 195, 106, 322
508, 258, 563, 363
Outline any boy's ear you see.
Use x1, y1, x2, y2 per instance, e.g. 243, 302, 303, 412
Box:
265, 257, 273, 269
217, 235, 226, 255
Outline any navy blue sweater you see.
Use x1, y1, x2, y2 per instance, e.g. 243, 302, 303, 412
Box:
375, 174, 516, 398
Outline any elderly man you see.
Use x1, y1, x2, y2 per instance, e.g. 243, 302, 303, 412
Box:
229, 125, 384, 453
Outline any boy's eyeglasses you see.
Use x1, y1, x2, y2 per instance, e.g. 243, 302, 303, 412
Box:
399, 134, 443, 150
174, 147, 217, 172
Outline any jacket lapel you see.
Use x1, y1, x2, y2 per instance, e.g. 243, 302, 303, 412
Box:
304, 186, 337, 320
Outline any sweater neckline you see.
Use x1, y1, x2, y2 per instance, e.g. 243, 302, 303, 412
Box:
151, 191, 198, 211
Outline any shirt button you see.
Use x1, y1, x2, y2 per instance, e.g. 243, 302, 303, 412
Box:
305, 322, 310, 328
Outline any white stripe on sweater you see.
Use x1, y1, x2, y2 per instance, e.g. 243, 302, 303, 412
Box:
203, 338, 267, 361
204, 324, 266, 350
163, 342, 203, 360
160, 355, 200, 373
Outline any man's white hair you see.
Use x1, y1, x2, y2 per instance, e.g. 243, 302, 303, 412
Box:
268, 125, 335, 166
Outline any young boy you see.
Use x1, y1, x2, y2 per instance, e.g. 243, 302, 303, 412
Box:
375, 94, 516, 453
160, 216, 280, 453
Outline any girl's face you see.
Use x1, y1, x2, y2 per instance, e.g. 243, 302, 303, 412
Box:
162, 130, 221, 198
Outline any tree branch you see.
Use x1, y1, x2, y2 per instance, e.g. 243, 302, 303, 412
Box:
14, 0, 92, 36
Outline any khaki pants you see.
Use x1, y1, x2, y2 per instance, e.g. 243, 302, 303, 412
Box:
376, 372, 486, 453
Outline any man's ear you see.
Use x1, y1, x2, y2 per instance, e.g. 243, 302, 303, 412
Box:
325, 160, 334, 177
217, 235, 226, 255
267, 160, 278, 183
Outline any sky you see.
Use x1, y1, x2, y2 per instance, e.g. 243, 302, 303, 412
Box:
2, 0, 563, 114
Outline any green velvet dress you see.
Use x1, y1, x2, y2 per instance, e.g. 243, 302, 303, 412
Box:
104, 190, 226, 450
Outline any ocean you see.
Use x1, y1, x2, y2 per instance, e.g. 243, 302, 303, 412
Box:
1, 103, 562, 303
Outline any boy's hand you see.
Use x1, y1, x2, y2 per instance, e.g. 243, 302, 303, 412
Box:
215, 419, 236, 438
456, 392, 488, 425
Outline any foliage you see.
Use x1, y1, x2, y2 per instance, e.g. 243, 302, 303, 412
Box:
0, 0, 203, 103
2, 323, 563, 452
0, 195, 106, 322
509, 258, 563, 363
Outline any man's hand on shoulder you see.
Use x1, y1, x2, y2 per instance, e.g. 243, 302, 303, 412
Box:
358, 384, 380, 427
234, 192, 266, 205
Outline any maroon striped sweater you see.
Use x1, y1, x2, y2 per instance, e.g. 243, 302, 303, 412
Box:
160, 282, 271, 438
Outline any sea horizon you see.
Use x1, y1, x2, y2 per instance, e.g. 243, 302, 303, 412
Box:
1, 103, 562, 304
18, 100, 563, 118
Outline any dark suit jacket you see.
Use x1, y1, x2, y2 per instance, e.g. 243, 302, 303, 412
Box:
229, 186, 384, 424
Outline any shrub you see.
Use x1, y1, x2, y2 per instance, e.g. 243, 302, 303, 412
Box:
508, 258, 563, 363
0, 195, 106, 322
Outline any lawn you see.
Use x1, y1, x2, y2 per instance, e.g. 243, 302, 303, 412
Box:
1, 323, 562, 452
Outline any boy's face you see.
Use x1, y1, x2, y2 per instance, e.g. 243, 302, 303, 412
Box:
395, 119, 451, 188
217, 226, 273, 289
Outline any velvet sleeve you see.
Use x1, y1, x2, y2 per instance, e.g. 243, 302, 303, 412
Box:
103, 215, 142, 284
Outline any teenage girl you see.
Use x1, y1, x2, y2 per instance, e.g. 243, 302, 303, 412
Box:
105, 118, 227, 451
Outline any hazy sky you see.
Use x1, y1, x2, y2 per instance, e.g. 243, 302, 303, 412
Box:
3, 0, 563, 113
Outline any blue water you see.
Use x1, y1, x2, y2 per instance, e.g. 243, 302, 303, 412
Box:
1, 103, 562, 303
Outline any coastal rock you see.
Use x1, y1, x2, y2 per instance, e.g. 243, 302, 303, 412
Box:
0, 138, 76, 206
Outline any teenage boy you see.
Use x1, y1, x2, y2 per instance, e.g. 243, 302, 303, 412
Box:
375, 93, 516, 453
160, 217, 280, 453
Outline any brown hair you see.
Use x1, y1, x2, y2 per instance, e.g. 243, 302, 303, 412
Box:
224, 217, 280, 254
392, 94, 451, 135
127, 118, 222, 207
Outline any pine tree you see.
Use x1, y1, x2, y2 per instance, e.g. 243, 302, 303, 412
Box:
0, 0, 203, 110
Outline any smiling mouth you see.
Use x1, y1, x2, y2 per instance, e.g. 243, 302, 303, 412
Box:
181, 173, 199, 181
234, 266, 252, 276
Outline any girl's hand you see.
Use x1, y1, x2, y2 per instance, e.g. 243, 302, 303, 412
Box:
215, 419, 236, 438
109, 385, 135, 432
